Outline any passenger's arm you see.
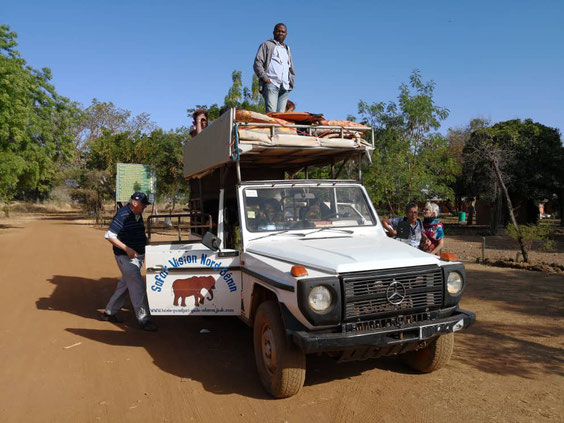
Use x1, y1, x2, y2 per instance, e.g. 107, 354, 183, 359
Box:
381, 218, 396, 236
195, 115, 205, 135
430, 238, 444, 255
419, 233, 432, 251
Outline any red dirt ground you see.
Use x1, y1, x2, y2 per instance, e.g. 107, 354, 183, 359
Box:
0, 213, 562, 422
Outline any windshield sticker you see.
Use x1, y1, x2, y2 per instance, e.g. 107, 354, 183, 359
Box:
246, 189, 258, 197
247, 210, 256, 219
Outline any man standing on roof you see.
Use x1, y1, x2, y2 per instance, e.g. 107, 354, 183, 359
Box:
253, 23, 295, 113
100, 192, 157, 331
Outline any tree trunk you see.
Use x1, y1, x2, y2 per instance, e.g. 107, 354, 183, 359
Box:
559, 188, 564, 228
444, 200, 455, 216
99, 176, 116, 198
490, 185, 501, 235
492, 159, 529, 262
387, 199, 395, 216
95, 191, 101, 226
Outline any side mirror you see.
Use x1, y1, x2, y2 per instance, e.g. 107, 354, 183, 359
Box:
202, 231, 222, 251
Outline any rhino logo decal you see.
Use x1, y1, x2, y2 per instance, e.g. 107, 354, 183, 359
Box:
172, 276, 216, 307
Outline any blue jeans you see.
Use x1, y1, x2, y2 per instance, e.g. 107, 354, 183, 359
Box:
262, 84, 290, 113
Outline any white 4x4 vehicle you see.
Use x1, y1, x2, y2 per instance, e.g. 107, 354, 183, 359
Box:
145, 110, 475, 397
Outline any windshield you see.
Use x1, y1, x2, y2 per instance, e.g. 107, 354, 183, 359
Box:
243, 185, 376, 232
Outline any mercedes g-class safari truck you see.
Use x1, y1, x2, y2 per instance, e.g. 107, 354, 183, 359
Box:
145, 108, 475, 398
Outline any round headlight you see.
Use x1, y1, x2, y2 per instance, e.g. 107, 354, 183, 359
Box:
308, 286, 332, 312
447, 272, 463, 295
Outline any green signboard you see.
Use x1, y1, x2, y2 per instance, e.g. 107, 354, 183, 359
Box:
116, 163, 156, 203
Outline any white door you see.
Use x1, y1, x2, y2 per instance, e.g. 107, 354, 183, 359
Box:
145, 243, 241, 316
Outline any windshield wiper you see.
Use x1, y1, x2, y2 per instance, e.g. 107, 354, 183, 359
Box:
249, 230, 306, 241
303, 227, 354, 235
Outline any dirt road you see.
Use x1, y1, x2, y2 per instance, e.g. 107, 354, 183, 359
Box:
0, 214, 562, 422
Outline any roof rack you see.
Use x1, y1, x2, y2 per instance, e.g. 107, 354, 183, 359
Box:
183, 108, 374, 183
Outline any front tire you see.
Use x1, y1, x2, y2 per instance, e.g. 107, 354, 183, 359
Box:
401, 333, 454, 373
253, 301, 306, 398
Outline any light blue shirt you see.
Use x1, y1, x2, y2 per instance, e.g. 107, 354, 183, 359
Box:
266, 42, 290, 90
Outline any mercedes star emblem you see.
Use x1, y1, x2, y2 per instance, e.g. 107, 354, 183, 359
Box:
386, 280, 407, 305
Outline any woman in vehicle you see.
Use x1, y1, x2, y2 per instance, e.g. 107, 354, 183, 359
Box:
421, 202, 444, 255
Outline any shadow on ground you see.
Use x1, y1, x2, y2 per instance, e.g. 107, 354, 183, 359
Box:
456, 320, 564, 378
37, 264, 564, 398
0, 223, 24, 231
39, 213, 98, 226
464, 266, 564, 318
454, 265, 564, 377
38, 274, 409, 399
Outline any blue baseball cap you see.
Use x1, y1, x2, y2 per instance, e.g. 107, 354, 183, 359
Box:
131, 192, 151, 205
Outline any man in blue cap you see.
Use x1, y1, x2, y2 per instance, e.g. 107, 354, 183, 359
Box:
100, 192, 157, 331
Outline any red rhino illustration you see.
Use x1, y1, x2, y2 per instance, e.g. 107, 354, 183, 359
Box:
172, 276, 216, 307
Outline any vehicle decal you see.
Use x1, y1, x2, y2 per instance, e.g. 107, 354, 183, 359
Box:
150, 252, 238, 293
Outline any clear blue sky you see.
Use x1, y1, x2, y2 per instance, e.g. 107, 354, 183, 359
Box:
3, 0, 563, 136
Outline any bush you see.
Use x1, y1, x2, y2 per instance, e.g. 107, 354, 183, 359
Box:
506, 223, 554, 251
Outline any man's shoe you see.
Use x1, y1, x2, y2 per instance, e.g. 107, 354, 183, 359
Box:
99, 312, 121, 323
139, 320, 158, 332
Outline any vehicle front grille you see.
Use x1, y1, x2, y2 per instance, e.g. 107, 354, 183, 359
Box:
341, 265, 443, 321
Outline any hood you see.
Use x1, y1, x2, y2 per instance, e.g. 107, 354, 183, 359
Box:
246, 233, 438, 273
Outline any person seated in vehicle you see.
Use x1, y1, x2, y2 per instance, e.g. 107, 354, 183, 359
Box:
420, 201, 444, 255
381, 202, 425, 248
245, 198, 262, 231
189, 109, 209, 137
257, 198, 284, 230
285, 100, 295, 112
300, 198, 332, 224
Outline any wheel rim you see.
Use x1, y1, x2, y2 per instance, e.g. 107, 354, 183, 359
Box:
261, 325, 278, 376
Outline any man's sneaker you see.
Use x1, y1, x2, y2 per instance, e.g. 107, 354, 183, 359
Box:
99, 312, 121, 323
139, 320, 158, 332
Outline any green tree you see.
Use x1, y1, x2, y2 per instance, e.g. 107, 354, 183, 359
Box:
0, 25, 80, 201
355, 70, 457, 213
446, 118, 490, 211
72, 126, 187, 215
224, 70, 264, 112
463, 119, 563, 219
74, 98, 156, 154
69, 130, 141, 216
462, 119, 564, 260
136, 129, 188, 211
186, 103, 222, 122
67, 99, 164, 215
187, 70, 265, 124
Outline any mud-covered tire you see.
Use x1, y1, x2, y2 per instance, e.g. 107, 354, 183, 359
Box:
253, 301, 306, 398
401, 333, 454, 373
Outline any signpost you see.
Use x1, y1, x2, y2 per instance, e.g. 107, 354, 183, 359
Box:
116, 163, 156, 209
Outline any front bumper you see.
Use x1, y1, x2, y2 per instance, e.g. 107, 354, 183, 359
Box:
291, 309, 476, 354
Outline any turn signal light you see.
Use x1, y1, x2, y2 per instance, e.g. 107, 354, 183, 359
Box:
440, 252, 459, 261
291, 265, 308, 277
